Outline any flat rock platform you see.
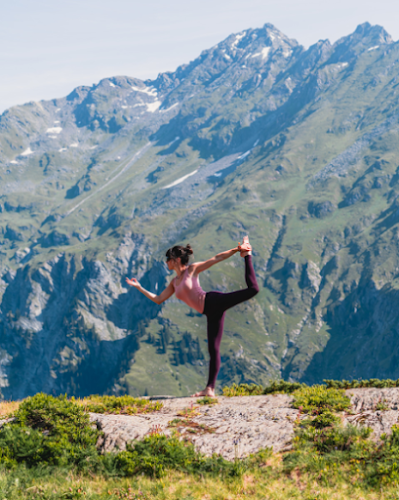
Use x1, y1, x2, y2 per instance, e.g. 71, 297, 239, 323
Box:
90, 388, 399, 461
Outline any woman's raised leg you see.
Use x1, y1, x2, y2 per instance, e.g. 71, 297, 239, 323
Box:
208, 255, 259, 312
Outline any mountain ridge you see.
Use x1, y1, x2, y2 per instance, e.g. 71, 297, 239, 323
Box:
1, 22, 399, 398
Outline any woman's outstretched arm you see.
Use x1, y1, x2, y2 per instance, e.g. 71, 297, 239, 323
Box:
125, 278, 175, 304
191, 246, 240, 274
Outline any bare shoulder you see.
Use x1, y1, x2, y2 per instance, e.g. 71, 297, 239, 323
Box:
188, 262, 200, 274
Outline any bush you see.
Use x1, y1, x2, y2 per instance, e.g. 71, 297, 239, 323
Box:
263, 380, 304, 395
293, 385, 351, 414
284, 420, 375, 475
222, 380, 305, 397
302, 410, 340, 430
113, 434, 245, 478
0, 393, 100, 471
324, 378, 399, 389
367, 425, 399, 485
222, 383, 264, 397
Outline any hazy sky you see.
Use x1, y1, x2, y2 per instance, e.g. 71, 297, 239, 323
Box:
2, 0, 398, 113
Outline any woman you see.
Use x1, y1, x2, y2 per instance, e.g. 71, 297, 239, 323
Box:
125, 236, 259, 397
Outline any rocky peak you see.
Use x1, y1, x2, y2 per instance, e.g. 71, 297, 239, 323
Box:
66, 86, 92, 103
352, 22, 393, 45
328, 22, 393, 64
152, 24, 300, 92
287, 39, 332, 79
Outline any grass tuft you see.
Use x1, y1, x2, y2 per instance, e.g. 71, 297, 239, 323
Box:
75, 395, 163, 415
196, 396, 218, 405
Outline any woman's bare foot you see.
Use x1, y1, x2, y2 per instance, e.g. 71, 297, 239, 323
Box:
239, 235, 252, 257
191, 387, 215, 397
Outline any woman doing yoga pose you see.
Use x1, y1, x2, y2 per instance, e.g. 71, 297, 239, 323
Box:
125, 236, 259, 397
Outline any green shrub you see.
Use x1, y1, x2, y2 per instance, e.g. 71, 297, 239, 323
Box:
222, 378, 399, 398
284, 421, 375, 475
222, 383, 264, 397
366, 425, 399, 485
263, 380, 304, 395
302, 410, 340, 429
222, 380, 305, 397
293, 385, 351, 414
0, 393, 100, 471
113, 434, 245, 478
324, 378, 399, 389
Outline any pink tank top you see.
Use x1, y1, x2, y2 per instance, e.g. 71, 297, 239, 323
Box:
174, 268, 206, 314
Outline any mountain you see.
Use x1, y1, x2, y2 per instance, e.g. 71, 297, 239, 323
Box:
1, 22, 399, 398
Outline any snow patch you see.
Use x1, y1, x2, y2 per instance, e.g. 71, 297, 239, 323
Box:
163, 170, 198, 189
55, 108, 61, 113
160, 102, 179, 113
20, 147, 33, 156
269, 33, 276, 41
109, 82, 116, 87
253, 139, 259, 147
54, 120, 60, 124
48, 135, 58, 139
10, 160, 18, 164
251, 47, 270, 60
70, 143, 78, 148
121, 105, 128, 109
368, 45, 379, 51
238, 150, 251, 160
89, 146, 97, 150
46, 127, 62, 134
131, 85, 158, 97
231, 32, 246, 49
334, 62, 349, 70
58, 148, 67, 152
224, 53, 231, 61
283, 49, 292, 58
146, 101, 161, 113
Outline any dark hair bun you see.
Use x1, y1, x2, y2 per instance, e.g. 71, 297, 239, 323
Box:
166, 244, 193, 265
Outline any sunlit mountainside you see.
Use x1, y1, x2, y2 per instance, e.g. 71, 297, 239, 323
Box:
1, 22, 399, 398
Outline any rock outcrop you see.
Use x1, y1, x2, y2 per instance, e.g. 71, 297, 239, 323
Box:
90, 388, 399, 460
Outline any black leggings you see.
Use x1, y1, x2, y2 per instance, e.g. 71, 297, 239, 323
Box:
202, 255, 259, 389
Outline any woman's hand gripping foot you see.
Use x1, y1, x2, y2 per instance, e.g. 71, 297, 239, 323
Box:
191, 387, 216, 397
238, 235, 252, 257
